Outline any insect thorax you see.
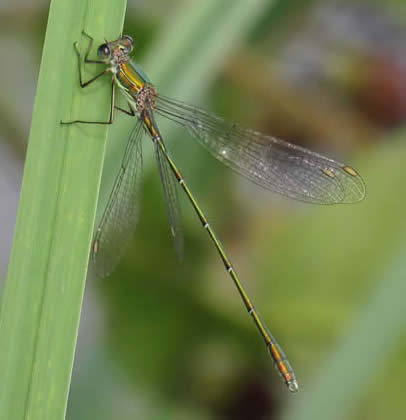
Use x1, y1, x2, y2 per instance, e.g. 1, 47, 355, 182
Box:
134, 85, 158, 114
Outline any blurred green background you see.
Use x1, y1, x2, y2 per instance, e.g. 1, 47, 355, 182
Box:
1, 0, 406, 419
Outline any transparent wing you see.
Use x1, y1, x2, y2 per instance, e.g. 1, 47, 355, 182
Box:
154, 140, 184, 260
155, 95, 365, 204
92, 119, 144, 277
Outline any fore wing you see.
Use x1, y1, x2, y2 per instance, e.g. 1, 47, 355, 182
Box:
156, 95, 365, 204
92, 118, 144, 277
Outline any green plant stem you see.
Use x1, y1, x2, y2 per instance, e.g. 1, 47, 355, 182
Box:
0, 0, 126, 419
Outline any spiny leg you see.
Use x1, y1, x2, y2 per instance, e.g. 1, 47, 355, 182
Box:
81, 31, 106, 65
115, 101, 136, 117
61, 79, 116, 125
153, 135, 299, 393
74, 32, 109, 87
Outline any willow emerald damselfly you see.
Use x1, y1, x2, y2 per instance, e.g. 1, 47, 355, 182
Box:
61, 32, 366, 393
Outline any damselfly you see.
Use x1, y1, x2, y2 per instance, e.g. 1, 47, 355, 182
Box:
61, 32, 365, 393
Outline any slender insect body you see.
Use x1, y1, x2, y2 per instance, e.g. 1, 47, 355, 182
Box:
61, 32, 366, 394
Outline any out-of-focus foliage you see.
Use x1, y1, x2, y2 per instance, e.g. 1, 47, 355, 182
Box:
1, 1, 406, 419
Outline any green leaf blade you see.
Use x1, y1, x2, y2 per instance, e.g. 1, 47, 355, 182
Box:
0, 1, 127, 418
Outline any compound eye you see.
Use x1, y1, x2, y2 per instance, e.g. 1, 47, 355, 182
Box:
97, 43, 111, 58
120, 35, 134, 53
